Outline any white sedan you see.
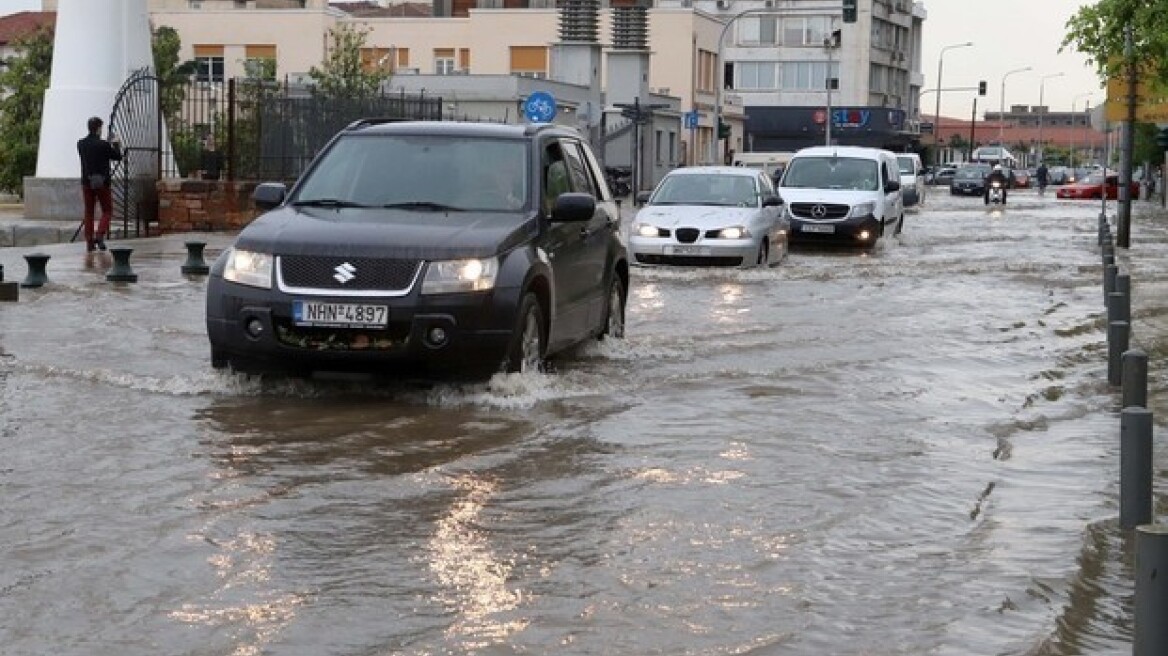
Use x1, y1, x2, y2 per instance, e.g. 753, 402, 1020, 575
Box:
629, 166, 789, 267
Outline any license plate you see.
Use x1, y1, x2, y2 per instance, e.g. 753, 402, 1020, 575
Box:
292, 301, 388, 328
801, 224, 836, 234
666, 244, 710, 256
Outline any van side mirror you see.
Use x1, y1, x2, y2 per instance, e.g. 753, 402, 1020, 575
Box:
762, 194, 782, 207
885, 180, 901, 193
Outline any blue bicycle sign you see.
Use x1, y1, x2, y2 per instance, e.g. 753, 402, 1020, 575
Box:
523, 91, 557, 123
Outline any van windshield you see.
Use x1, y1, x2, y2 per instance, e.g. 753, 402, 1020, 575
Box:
782, 156, 880, 191
896, 156, 916, 174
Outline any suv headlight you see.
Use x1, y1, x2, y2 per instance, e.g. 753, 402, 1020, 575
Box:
421, 257, 499, 294
222, 247, 273, 289
712, 226, 751, 239
848, 201, 876, 218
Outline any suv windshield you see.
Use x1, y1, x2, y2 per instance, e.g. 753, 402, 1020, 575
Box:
781, 157, 880, 191
294, 134, 530, 213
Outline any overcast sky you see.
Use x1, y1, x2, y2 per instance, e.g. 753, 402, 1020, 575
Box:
2, 0, 1107, 120
921, 0, 1103, 120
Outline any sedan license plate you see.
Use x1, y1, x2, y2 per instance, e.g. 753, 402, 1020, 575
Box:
801, 224, 836, 234
293, 301, 388, 328
666, 244, 710, 256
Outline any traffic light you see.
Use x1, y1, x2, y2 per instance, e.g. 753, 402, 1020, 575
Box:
842, 0, 857, 23
978, 80, 987, 96
718, 119, 731, 140
1155, 127, 1168, 150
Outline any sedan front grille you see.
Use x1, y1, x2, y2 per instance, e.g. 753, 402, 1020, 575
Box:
278, 255, 422, 293
675, 228, 701, 243
788, 203, 850, 219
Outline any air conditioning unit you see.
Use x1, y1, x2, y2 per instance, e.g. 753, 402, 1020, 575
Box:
763, 0, 774, 6
715, 0, 729, 9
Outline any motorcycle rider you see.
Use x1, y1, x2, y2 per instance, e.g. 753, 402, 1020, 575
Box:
985, 164, 1009, 204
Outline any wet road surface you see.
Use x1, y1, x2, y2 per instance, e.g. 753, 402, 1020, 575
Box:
1, 189, 1166, 655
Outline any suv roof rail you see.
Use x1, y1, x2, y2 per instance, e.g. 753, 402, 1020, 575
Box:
344, 117, 412, 131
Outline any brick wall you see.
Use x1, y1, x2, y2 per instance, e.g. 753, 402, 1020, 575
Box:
156, 179, 262, 234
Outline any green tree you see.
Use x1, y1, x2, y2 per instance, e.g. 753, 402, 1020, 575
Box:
152, 25, 196, 123
0, 27, 53, 196
307, 24, 389, 99
1063, 1, 1168, 83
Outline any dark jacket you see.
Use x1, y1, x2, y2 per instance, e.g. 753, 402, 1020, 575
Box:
986, 170, 1009, 187
77, 133, 122, 187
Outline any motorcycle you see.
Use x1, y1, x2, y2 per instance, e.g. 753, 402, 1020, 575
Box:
986, 180, 1006, 205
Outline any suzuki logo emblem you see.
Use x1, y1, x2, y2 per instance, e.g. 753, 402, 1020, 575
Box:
811, 204, 827, 218
333, 262, 357, 284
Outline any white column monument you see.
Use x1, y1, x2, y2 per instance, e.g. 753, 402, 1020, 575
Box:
24, 0, 154, 220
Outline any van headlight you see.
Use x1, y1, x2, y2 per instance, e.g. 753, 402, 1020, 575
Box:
848, 202, 876, 218
222, 247, 273, 289
421, 257, 498, 294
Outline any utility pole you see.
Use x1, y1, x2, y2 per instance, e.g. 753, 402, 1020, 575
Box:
824, 29, 840, 146
968, 97, 977, 162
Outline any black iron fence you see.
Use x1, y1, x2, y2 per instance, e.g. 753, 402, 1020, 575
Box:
165, 77, 444, 182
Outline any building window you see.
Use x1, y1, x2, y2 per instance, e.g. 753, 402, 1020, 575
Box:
244, 44, 276, 80
697, 49, 717, 93
738, 16, 777, 45
360, 47, 394, 72
510, 46, 548, 78
782, 15, 835, 46
434, 48, 456, 75
779, 61, 839, 91
459, 48, 471, 73
736, 61, 779, 90
193, 44, 224, 83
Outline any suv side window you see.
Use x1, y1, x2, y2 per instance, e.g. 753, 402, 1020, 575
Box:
560, 139, 598, 197
543, 142, 571, 214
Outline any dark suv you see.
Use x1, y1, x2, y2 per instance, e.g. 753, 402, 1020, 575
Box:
205, 120, 629, 379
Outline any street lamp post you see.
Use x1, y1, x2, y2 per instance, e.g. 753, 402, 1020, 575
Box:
1070, 92, 1093, 169
1036, 72, 1065, 163
933, 42, 973, 166
998, 66, 1031, 146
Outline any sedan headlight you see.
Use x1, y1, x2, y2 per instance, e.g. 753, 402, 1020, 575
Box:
848, 201, 876, 218
222, 247, 273, 289
421, 257, 498, 294
633, 222, 664, 238
711, 226, 752, 239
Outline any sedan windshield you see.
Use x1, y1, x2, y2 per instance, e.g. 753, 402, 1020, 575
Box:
650, 173, 759, 207
293, 134, 529, 213
955, 169, 985, 180
781, 157, 880, 191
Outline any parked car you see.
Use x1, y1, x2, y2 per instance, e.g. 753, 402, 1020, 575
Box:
205, 120, 629, 379
949, 166, 988, 196
1011, 168, 1031, 189
776, 145, 905, 246
1056, 171, 1141, 200
1047, 166, 1070, 185
630, 166, 788, 267
896, 153, 927, 207
928, 166, 958, 186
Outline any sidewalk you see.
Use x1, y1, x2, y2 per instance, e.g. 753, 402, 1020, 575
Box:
0, 204, 82, 248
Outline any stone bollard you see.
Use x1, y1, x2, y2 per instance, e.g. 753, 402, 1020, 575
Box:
181, 241, 210, 276
1107, 320, 1129, 387
20, 253, 50, 288
1107, 291, 1130, 325
1135, 525, 1168, 655
1122, 349, 1149, 410
1120, 407, 1153, 529
1103, 263, 1117, 307
105, 247, 138, 283
0, 263, 16, 302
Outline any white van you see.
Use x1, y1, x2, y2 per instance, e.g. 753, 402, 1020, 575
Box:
732, 151, 794, 183
776, 145, 905, 246
895, 153, 926, 207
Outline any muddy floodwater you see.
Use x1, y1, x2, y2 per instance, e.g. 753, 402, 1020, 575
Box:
2, 190, 1167, 656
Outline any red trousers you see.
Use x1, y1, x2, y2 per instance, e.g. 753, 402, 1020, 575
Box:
82, 184, 112, 244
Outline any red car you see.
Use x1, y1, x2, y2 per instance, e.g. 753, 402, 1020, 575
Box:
1056, 172, 1141, 200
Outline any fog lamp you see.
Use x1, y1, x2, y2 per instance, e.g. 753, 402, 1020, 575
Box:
245, 317, 265, 338
427, 326, 448, 346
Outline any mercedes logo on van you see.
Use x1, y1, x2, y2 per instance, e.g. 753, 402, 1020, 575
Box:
811, 204, 827, 218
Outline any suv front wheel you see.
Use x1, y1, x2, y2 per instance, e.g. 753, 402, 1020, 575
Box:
601, 275, 625, 340
503, 292, 546, 374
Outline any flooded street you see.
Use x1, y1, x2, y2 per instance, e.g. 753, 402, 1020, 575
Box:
2, 190, 1166, 655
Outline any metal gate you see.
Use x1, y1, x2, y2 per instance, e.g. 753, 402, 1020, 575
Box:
107, 68, 164, 238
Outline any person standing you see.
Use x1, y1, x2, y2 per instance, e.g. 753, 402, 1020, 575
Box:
1035, 161, 1049, 195
77, 116, 122, 252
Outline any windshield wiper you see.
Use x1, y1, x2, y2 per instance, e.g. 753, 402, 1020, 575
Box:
381, 201, 465, 212
292, 198, 370, 208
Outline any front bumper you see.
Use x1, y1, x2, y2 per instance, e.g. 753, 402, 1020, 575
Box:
629, 236, 757, 267
205, 276, 520, 378
788, 215, 882, 244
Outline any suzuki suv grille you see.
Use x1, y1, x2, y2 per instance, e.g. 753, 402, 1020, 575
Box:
278, 255, 422, 292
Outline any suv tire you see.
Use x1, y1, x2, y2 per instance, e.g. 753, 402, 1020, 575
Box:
503, 292, 546, 373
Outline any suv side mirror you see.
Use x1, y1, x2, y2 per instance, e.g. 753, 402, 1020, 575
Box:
253, 182, 287, 211
551, 192, 596, 222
